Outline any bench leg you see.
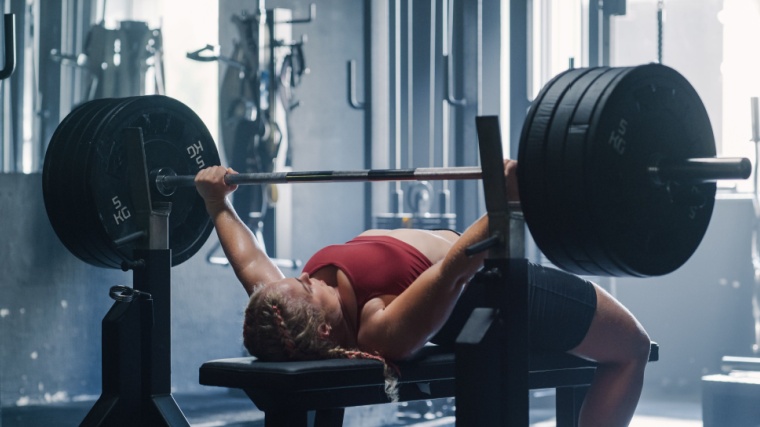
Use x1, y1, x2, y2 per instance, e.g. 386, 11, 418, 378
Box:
265, 410, 308, 427
555, 385, 588, 427
314, 408, 345, 427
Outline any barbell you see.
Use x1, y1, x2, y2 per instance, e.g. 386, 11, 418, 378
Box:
153, 159, 744, 191
41, 63, 751, 276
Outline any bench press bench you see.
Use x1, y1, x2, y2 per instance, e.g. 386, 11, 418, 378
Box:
199, 341, 659, 426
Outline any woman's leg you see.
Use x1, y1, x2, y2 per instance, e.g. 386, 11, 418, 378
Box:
569, 284, 651, 427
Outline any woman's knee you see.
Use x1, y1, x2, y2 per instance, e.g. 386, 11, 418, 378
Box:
607, 294, 651, 364
572, 285, 651, 365
627, 323, 652, 366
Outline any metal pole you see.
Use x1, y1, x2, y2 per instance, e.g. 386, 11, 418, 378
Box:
158, 166, 483, 190
156, 157, 750, 191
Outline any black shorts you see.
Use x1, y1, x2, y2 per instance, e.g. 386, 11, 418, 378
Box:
431, 262, 597, 352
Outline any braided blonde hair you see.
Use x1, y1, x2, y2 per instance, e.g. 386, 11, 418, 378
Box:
243, 284, 399, 401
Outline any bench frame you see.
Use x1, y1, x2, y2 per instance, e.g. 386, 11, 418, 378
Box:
199, 342, 659, 427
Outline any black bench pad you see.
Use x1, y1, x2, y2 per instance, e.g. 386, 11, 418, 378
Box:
199, 343, 658, 412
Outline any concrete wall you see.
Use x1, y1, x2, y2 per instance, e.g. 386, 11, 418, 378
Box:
219, 0, 368, 261
279, 0, 368, 258
0, 173, 246, 407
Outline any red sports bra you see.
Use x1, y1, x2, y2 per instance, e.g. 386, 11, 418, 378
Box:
302, 235, 433, 312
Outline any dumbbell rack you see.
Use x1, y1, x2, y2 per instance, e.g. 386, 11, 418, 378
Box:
80, 128, 189, 426
454, 116, 530, 426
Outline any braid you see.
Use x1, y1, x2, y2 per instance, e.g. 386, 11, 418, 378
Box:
243, 284, 400, 402
328, 348, 400, 402
270, 304, 297, 358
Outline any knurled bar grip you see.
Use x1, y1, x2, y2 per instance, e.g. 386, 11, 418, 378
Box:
158, 166, 484, 187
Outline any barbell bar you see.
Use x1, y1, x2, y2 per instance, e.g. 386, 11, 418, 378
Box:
153, 157, 750, 194
648, 157, 751, 184
41, 63, 752, 276
153, 166, 483, 196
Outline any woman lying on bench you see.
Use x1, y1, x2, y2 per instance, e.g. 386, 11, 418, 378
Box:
195, 160, 651, 427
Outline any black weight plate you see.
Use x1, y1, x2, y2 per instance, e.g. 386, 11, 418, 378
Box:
44, 95, 219, 269
43, 99, 116, 265
517, 67, 610, 272
62, 97, 139, 268
548, 64, 714, 277
85, 95, 220, 268
77, 97, 151, 267
43, 100, 95, 262
74, 98, 145, 267
544, 67, 630, 276
590, 64, 714, 276
564, 67, 645, 276
48, 98, 141, 267
518, 67, 598, 272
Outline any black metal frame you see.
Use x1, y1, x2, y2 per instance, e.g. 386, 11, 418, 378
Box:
453, 115, 529, 425
80, 129, 189, 426
81, 249, 189, 427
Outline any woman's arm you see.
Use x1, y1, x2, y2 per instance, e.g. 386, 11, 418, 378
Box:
357, 215, 489, 359
196, 166, 285, 295
358, 160, 518, 359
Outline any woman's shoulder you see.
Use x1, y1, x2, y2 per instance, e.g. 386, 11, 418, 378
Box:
357, 229, 457, 263
359, 228, 458, 240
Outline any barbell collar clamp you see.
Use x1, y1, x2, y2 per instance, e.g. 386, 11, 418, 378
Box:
152, 167, 177, 197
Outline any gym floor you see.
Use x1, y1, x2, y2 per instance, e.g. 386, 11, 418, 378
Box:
0, 388, 701, 426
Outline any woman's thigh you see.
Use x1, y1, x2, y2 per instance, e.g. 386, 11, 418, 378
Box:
431, 262, 597, 352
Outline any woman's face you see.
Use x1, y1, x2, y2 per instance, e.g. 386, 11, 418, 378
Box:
270, 273, 344, 329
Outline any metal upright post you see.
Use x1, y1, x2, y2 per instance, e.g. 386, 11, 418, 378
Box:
509, 0, 529, 159
79, 286, 148, 426
456, 116, 528, 426
127, 128, 188, 425
80, 128, 189, 426
588, 0, 627, 67
362, 0, 373, 230
133, 246, 187, 425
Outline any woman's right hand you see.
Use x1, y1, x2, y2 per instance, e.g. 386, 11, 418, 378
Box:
503, 159, 519, 202
195, 166, 239, 208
